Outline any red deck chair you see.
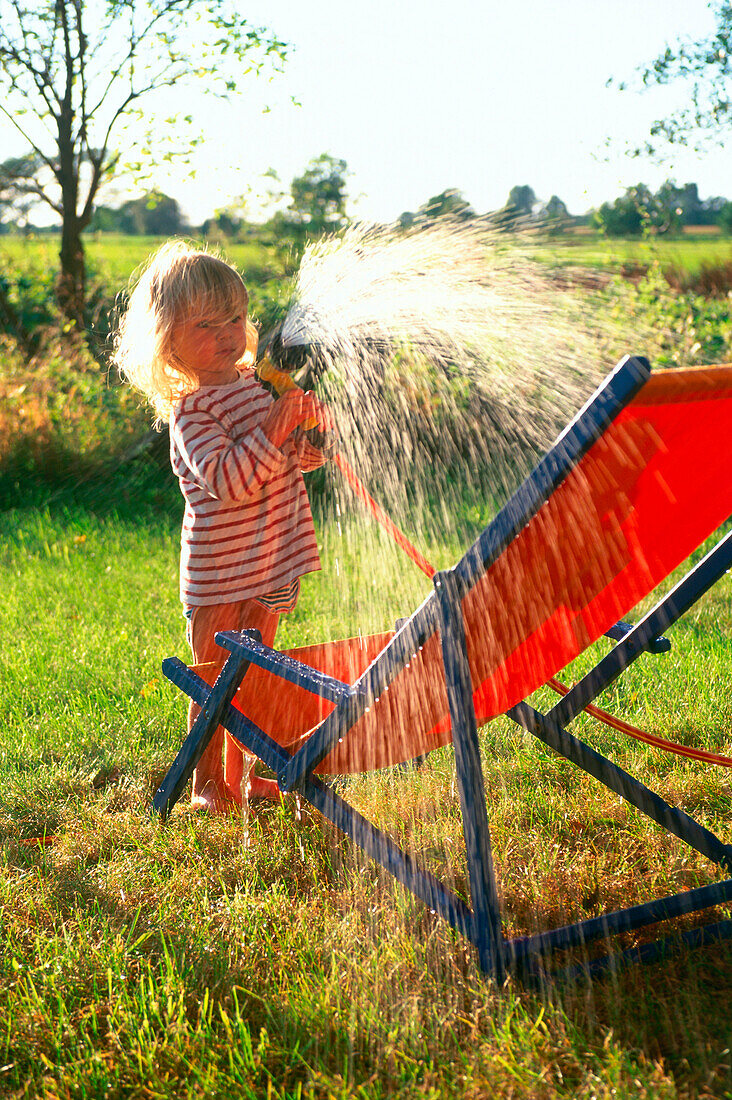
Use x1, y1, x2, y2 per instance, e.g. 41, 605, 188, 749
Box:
155, 356, 732, 980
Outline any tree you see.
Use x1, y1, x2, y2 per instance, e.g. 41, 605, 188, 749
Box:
593, 183, 681, 237
615, 3, 732, 155
201, 203, 246, 240
122, 191, 188, 235
664, 182, 705, 226
0, 154, 44, 233
656, 181, 728, 227
88, 204, 122, 233
89, 191, 187, 234
491, 184, 537, 231
717, 200, 732, 234
283, 154, 348, 239
0, 1, 287, 324
593, 192, 644, 237
543, 195, 569, 218
704, 194, 729, 224
617, 180, 728, 229
506, 185, 537, 215
539, 194, 570, 235
417, 188, 475, 221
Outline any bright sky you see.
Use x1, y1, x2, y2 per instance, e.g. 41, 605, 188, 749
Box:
4, 0, 729, 224
169, 0, 725, 223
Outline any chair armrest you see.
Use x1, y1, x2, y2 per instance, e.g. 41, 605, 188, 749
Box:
215, 630, 358, 704
605, 620, 671, 654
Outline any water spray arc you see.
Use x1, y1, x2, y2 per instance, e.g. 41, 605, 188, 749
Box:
252, 218, 591, 585
255, 292, 730, 774
256, 334, 437, 581
252, 220, 644, 583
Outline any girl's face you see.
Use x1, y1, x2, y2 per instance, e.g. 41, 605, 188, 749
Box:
172, 307, 248, 385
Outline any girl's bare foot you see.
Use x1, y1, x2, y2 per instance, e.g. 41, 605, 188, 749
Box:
191, 780, 241, 815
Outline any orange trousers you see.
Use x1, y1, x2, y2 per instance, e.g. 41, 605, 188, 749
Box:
187, 599, 279, 806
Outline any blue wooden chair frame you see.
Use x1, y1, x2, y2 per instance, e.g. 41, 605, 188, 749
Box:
154, 355, 732, 982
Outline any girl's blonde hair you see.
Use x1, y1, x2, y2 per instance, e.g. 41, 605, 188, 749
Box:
112, 240, 258, 425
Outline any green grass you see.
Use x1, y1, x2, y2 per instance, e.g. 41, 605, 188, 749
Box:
1, 471, 731, 1098
1, 227, 731, 1096
3, 228, 732, 287
0, 233, 288, 281
0, 233, 294, 333
525, 231, 732, 277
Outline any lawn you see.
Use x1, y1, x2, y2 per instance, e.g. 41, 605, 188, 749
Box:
516, 228, 731, 276
0, 234, 289, 285
1, 228, 731, 1097
4, 227, 732, 290
1, 460, 731, 1098
0, 232, 295, 346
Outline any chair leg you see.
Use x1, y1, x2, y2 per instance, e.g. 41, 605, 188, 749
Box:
153, 651, 252, 820
508, 701, 732, 871
435, 569, 506, 980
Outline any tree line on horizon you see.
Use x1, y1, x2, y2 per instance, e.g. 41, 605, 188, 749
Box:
397, 181, 732, 237
4, 164, 730, 244
1, 0, 731, 330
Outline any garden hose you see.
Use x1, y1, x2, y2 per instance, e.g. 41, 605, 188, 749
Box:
257, 343, 732, 768
255, 347, 436, 578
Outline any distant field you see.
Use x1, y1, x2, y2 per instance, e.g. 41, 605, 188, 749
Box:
528, 231, 732, 274
3, 230, 732, 289
0, 232, 294, 334
0, 233, 289, 291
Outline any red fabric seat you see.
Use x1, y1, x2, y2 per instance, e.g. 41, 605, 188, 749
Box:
195, 366, 732, 774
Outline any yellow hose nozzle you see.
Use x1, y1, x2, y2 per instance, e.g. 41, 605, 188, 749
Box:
257, 355, 319, 430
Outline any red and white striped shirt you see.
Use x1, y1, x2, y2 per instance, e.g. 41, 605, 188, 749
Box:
170, 371, 323, 607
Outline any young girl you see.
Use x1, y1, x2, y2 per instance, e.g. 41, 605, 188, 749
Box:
113, 241, 332, 814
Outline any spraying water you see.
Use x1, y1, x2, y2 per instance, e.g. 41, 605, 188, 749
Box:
264, 221, 650, 972
266, 220, 620, 584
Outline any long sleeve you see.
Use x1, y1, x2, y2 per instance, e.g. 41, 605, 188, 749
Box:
172, 408, 287, 502
170, 372, 322, 606
292, 430, 329, 473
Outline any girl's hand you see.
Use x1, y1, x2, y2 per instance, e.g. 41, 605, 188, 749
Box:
260, 389, 320, 449
310, 396, 336, 435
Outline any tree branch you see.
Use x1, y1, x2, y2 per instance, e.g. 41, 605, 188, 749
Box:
5, 0, 63, 113
71, 0, 89, 153
0, 101, 61, 180
82, 0, 194, 121
9, 178, 63, 216
618, 3, 732, 153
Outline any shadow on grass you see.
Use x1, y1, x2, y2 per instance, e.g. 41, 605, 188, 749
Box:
0, 431, 180, 521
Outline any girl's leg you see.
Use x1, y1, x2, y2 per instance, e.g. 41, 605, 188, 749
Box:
188, 599, 279, 813
222, 599, 281, 804
188, 601, 242, 813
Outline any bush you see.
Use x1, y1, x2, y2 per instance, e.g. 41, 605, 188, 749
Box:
663, 257, 732, 297
0, 330, 154, 503
614, 263, 732, 368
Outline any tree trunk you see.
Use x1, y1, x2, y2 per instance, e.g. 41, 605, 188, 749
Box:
56, 0, 86, 331
57, 216, 86, 328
